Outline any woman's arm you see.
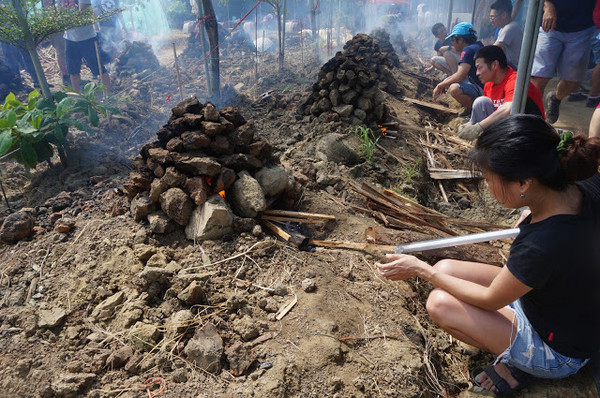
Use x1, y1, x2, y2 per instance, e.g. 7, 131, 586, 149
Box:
376, 254, 532, 310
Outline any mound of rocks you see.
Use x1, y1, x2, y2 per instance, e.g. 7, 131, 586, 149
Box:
370, 29, 401, 67
124, 97, 300, 241
113, 41, 160, 77
298, 33, 398, 125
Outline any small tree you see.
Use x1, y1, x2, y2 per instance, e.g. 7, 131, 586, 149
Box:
0, 0, 116, 98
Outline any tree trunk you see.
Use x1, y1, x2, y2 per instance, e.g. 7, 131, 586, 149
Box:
201, 0, 220, 101
197, 0, 212, 97
11, 0, 51, 99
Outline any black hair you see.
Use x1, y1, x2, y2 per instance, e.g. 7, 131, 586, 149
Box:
490, 0, 513, 15
471, 115, 600, 191
457, 31, 478, 44
431, 22, 445, 36
474, 45, 508, 69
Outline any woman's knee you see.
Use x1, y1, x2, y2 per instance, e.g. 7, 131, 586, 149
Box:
426, 288, 458, 324
433, 259, 460, 276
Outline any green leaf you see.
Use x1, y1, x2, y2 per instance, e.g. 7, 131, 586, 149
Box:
0, 119, 9, 129
36, 97, 56, 111
32, 115, 43, 129
87, 105, 99, 127
6, 110, 17, 127
20, 140, 38, 169
32, 141, 52, 162
0, 130, 14, 155
4, 93, 16, 107
53, 91, 68, 103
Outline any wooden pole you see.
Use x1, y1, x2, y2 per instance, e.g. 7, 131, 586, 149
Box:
255, 7, 258, 84
172, 42, 184, 101
93, 40, 107, 98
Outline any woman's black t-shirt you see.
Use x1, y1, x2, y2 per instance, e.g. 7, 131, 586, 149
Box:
506, 173, 600, 359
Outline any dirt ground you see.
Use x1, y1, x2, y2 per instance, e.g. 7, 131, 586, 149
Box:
0, 28, 598, 398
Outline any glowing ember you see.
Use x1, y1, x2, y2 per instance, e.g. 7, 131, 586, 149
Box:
219, 191, 226, 199
378, 125, 387, 135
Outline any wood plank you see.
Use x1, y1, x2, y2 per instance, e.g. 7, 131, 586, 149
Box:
429, 169, 482, 180
402, 97, 460, 114
262, 220, 309, 248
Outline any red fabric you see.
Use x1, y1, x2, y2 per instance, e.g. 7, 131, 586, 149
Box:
483, 67, 546, 119
594, 0, 600, 28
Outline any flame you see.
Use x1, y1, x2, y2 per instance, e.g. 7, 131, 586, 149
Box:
219, 190, 226, 199
378, 124, 387, 135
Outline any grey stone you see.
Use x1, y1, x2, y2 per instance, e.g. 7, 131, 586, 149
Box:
146, 251, 168, 268
149, 178, 168, 202
227, 171, 266, 218
91, 291, 126, 321
184, 323, 223, 373
353, 108, 367, 121
185, 195, 234, 241
342, 89, 358, 104
148, 211, 178, 234
332, 104, 354, 117
159, 188, 193, 226
301, 278, 316, 292
254, 166, 290, 197
315, 133, 361, 165
38, 307, 67, 328
173, 155, 221, 177
129, 322, 161, 352
161, 167, 185, 188
130, 193, 154, 221
203, 103, 221, 122
177, 280, 206, 305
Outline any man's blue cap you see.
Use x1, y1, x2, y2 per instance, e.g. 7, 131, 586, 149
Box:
445, 22, 476, 40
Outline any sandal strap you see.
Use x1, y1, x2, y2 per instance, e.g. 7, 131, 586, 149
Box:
482, 365, 515, 395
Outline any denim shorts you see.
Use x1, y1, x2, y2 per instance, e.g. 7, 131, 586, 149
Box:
457, 81, 483, 101
497, 299, 589, 379
531, 26, 594, 82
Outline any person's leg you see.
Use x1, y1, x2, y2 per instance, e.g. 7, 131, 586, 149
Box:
444, 49, 459, 74
81, 37, 111, 93
51, 33, 68, 83
470, 96, 495, 123
427, 260, 521, 393
65, 39, 83, 92
430, 55, 452, 75
589, 107, 600, 137
530, 29, 562, 96
546, 27, 595, 122
450, 82, 482, 110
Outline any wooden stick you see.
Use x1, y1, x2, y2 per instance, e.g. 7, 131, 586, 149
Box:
262, 220, 308, 248
172, 42, 184, 101
262, 209, 336, 220
402, 97, 459, 114
93, 40, 106, 98
260, 215, 327, 224
309, 239, 395, 253
276, 295, 297, 320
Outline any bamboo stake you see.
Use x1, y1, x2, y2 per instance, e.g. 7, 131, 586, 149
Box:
93, 40, 106, 98
172, 43, 184, 101
262, 209, 336, 220
300, 19, 304, 67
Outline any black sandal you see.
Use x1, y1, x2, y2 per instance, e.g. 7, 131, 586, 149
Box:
471, 364, 533, 396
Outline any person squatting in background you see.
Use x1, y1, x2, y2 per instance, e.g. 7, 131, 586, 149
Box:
458, 45, 544, 140
432, 22, 484, 118
377, 114, 600, 395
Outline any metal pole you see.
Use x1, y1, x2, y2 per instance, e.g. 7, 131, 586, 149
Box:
511, 0, 544, 115
394, 228, 520, 254
446, 0, 454, 32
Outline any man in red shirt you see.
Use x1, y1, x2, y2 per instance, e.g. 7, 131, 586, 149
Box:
458, 45, 545, 140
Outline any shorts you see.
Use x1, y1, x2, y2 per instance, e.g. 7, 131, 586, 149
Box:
431, 50, 460, 74
65, 37, 107, 76
497, 299, 589, 379
531, 26, 595, 82
457, 81, 483, 101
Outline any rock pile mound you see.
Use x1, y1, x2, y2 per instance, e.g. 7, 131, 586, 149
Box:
299, 33, 398, 125
124, 97, 300, 241
370, 29, 401, 67
113, 41, 161, 77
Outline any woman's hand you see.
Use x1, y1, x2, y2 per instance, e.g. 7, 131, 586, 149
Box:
375, 254, 430, 281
